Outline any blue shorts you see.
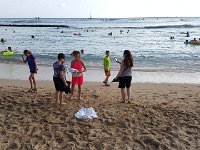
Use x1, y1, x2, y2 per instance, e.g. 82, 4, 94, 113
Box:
53, 77, 65, 91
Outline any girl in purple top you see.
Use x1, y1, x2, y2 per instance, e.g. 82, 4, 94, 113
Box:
22, 50, 38, 92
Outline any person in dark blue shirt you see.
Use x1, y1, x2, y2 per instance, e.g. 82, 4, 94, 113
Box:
53, 53, 68, 104
22, 50, 38, 92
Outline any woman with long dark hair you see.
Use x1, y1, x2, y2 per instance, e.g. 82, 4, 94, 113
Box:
114, 50, 133, 103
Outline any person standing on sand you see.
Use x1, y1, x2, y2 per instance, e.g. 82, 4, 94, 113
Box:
22, 50, 38, 92
70, 51, 87, 100
113, 50, 133, 103
53, 53, 68, 104
103, 51, 111, 86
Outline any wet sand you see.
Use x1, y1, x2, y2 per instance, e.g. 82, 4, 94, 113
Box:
0, 79, 200, 149
1, 63, 200, 83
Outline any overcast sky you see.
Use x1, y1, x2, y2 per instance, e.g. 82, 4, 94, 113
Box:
0, 0, 200, 18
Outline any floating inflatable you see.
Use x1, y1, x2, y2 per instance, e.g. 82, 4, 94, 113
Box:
73, 33, 81, 36
190, 41, 200, 45
1, 51, 15, 56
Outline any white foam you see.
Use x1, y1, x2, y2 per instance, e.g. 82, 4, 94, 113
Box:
0, 63, 200, 84
133, 72, 200, 84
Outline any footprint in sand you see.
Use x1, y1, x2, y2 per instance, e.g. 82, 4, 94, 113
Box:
54, 131, 64, 144
8, 142, 19, 149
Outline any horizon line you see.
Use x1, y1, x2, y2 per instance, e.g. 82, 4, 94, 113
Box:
0, 16, 200, 19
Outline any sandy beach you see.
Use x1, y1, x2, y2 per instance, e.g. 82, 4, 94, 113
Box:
0, 79, 200, 149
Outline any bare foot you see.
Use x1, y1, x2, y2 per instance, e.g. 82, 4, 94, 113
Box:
120, 101, 126, 103
28, 88, 33, 92
61, 102, 67, 105
127, 101, 131, 104
63, 95, 67, 99
69, 94, 74, 100
32, 88, 37, 92
78, 97, 83, 101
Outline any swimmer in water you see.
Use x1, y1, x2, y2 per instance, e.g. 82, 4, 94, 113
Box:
81, 49, 84, 54
186, 31, 190, 37
1, 46, 12, 53
108, 32, 112, 36
0, 38, 5, 43
184, 40, 189, 45
8, 47, 13, 52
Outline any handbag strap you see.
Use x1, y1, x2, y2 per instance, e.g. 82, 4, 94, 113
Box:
120, 67, 128, 76
119, 60, 128, 76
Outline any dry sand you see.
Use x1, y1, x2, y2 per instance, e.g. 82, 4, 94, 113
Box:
0, 79, 200, 149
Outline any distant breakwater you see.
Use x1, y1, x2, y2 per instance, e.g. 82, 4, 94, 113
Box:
0, 24, 69, 28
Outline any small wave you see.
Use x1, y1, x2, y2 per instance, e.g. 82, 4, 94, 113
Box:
70, 24, 199, 30
12, 19, 37, 24
112, 24, 199, 29
101, 18, 122, 21
144, 24, 198, 29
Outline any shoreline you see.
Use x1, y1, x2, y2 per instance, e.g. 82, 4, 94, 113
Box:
1, 79, 200, 87
1, 63, 200, 84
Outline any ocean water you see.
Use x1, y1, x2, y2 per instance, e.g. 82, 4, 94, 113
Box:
0, 17, 200, 73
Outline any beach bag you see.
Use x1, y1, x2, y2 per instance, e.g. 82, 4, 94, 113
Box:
112, 76, 122, 82
64, 81, 71, 94
112, 68, 128, 82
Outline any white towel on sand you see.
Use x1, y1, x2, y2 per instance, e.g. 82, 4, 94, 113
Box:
75, 107, 98, 119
